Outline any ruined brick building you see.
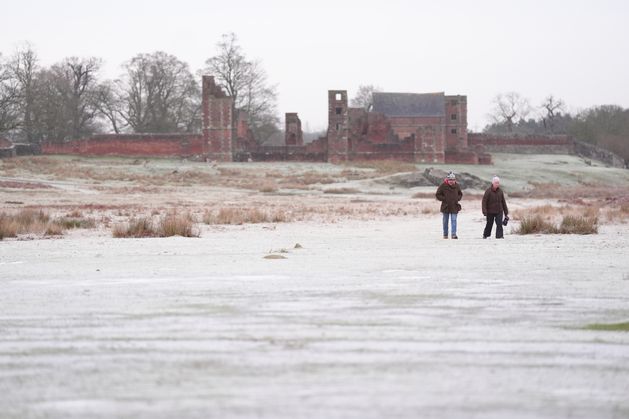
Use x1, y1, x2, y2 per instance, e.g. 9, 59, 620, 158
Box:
326, 90, 488, 164
40, 74, 588, 165
203, 75, 489, 164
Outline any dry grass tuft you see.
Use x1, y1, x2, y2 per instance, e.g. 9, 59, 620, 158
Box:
0, 209, 53, 239
44, 223, 64, 236
159, 213, 199, 237
559, 215, 598, 234
113, 214, 199, 238
203, 207, 289, 225
515, 214, 598, 235
113, 217, 157, 238
514, 215, 559, 235
323, 187, 360, 194
512, 204, 600, 223
56, 217, 97, 230
258, 182, 278, 193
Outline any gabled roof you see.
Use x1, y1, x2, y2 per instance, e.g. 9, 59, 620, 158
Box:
372, 92, 445, 117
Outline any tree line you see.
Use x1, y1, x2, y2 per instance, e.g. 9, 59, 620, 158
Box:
0, 33, 279, 145
486, 92, 629, 160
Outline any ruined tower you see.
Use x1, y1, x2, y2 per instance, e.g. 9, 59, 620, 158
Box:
202, 76, 233, 162
285, 113, 303, 146
327, 90, 349, 162
444, 95, 468, 151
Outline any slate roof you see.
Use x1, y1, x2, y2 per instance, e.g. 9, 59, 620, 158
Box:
372, 92, 445, 117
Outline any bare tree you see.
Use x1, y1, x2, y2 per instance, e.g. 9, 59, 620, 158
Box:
119, 51, 199, 133
0, 54, 21, 136
7, 44, 39, 142
541, 95, 565, 133
94, 80, 126, 134
489, 92, 531, 133
203, 33, 279, 144
351, 84, 381, 111
28, 56, 103, 143
55, 57, 102, 139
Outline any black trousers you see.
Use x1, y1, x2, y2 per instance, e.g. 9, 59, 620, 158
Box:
484, 213, 504, 238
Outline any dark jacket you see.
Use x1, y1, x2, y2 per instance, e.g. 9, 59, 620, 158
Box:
436, 181, 463, 213
482, 186, 509, 216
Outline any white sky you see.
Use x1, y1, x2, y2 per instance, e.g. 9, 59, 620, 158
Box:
1, 0, 628, 132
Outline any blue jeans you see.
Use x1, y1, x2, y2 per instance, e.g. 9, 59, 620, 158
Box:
442, 212, 457, 237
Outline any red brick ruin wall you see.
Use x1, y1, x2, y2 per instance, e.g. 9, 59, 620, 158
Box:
35, 75, 547, 165
41, 134, 205, 157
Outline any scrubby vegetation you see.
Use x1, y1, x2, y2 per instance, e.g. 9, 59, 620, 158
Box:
203, 208, 288, 225
0, 209, 96, 240
515, 214, 598, 235
112, 214, 198, 238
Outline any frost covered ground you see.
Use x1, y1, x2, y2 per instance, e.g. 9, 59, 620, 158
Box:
1, 154, 629, 418
1, 216, 629, 419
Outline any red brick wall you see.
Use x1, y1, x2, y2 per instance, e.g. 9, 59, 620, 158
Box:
41, 134, 204, 157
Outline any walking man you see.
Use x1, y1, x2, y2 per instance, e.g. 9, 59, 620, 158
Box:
482, 176, 509, 239
436, 172, 463, 239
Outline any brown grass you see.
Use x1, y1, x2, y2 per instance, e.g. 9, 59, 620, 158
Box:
559, 215, 598, 234
323, 187, 360, 194
514, 215, 560, 234
112, 217, 157, 238
515, 214, 598, 235
113, 214, 199, 238
203, 207, 289, 225
0, 209, 83, 239
258, 182, 278, 193
512, 204, 600, 222
159, 213, 199, 237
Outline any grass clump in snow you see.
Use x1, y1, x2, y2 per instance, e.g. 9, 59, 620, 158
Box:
583, 321, 629, 331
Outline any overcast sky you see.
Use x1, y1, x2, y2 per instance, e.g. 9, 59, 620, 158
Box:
1, 0, 627, 132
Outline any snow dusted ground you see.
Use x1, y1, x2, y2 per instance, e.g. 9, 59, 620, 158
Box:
1, 215, 629, 419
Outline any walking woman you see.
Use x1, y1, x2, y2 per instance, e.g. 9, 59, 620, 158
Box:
435, 172, 463, 239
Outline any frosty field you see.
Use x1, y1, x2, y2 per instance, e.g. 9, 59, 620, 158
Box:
1, 155, 629, 419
